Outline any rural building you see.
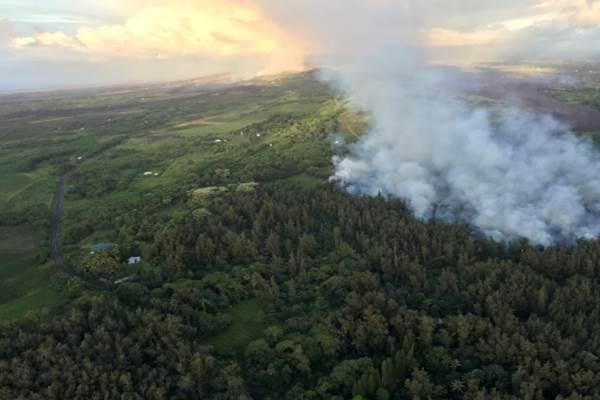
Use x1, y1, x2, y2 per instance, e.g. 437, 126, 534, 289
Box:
91, 243, 116, 252
128, 256, 142, 265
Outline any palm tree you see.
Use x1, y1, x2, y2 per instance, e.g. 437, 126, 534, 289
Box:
450, 379, 465, 394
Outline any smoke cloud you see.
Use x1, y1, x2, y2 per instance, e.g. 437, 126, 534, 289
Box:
259, 1, 600, 245
331, 65, 600, 245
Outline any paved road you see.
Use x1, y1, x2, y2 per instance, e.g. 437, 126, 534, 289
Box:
49, 173, 76, 276
46, 140, 262, 397
47, 135, 138, 276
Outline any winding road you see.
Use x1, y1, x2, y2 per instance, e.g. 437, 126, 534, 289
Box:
46, 152, 258, 400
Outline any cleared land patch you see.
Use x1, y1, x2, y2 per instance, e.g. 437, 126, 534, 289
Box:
175, 118, 221, 128
204, 299, 269, 354
0, 227, 65, 321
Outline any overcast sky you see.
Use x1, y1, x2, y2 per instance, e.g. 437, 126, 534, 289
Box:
2, 0, 600, 90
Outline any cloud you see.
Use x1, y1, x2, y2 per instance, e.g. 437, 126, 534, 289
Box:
10, 0, 305, 72
0, 19, 15, 43
252, 0, 600, 64
12, 31, 78, 49
427, 28, 503, 47
74, 2, 279, 56
6, 0, 600, 89
11, 1, 600, 67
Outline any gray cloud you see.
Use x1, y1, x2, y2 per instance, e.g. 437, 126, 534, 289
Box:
424, 0, 542, 30
503, 22, 600, 61
0, 19, 15, 43
6, 1, 600, 94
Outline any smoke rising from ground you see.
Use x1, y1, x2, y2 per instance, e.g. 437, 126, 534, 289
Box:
330, 62, 600, 245
261, 1, 600, 245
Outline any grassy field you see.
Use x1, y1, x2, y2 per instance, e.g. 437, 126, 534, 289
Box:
54, 72, 337, 250
550, 88, 600, 109
204, 299, 269, 354
0, 227, 65, 321
0, 71, 338, 320
0, 173, 33, 195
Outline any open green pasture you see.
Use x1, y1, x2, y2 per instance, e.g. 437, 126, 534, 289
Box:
0, 226, 65, 321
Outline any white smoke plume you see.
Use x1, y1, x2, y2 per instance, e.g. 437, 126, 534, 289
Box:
331, 63, 600, 245
260, 1, 600, 245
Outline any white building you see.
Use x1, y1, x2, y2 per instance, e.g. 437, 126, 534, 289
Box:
128, 256, 142, 265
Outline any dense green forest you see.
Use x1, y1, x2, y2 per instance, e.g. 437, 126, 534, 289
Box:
2, 71, 600, 399
3, 185, 600, 399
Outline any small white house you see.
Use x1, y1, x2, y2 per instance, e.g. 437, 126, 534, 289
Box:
128, 256, 142, 265
144, 171, 153, 176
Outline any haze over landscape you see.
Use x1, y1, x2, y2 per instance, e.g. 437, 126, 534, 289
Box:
5, 1, 600, 399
